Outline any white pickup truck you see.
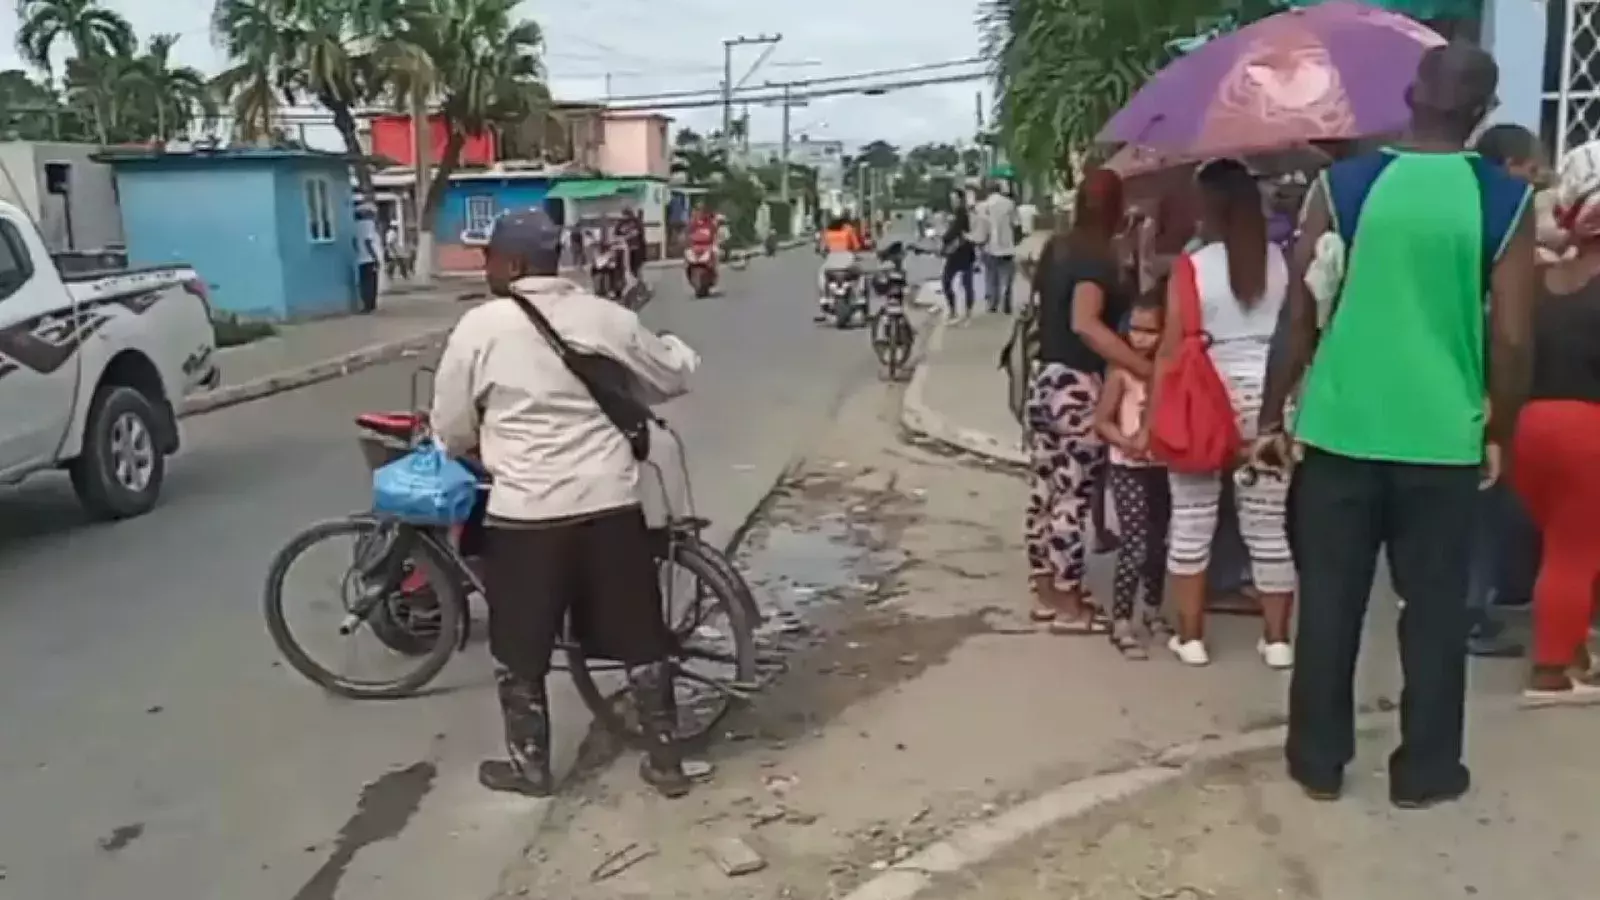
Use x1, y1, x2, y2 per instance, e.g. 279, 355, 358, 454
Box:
0, 198, 218, 519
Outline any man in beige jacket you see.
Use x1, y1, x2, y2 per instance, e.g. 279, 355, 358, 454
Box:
432, 210, 701, 799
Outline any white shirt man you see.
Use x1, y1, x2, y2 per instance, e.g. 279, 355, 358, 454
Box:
975, 188, 1021, 314
431, 209, 702, 801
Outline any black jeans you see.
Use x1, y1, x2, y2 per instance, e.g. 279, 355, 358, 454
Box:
941, 259, 975, 314
1286, 447, 1478, 799
358, 262, 379, 313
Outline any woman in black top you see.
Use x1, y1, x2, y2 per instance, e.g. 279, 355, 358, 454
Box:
1514, 142, 1600, 705
941, 192, 977, 319
1025, 168, 1155, 631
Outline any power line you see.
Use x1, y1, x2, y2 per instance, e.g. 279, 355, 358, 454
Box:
603, 70, 988, 113
579, 56, 986, 106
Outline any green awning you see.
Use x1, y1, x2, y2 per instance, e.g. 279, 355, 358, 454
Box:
547, 179, 638, 200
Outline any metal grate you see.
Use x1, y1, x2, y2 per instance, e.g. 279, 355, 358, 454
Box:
1545, 0, 1600, 159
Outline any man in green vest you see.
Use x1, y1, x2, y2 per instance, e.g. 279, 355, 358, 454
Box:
1256, 43, 1536, 809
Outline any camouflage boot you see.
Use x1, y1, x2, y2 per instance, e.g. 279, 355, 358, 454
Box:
630, 662, 692, 798
478, 669, 554, 797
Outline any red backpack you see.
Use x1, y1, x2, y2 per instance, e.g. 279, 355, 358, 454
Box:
1149, 253, 1240, 473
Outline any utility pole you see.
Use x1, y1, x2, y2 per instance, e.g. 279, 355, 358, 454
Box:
778, 84, 793, 203
721, 33, 781, 151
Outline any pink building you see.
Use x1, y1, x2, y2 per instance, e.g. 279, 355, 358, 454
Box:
598, 113, 672, 179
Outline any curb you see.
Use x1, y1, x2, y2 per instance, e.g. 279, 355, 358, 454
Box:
179, 329, 453, 418
839, 713, 1399, 900
898, 303, 1028, 468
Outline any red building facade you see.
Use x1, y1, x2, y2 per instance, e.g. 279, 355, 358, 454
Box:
368, 114, 497, 167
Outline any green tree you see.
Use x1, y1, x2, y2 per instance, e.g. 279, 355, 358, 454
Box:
132, 34, 215, 141
980, 0, 1280, 183
0, 69, 80, 140
15, 0, 134, 73
212, 0, 386, 198
396, 0, 549, 229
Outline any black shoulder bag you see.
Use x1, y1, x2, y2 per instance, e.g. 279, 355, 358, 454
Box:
506, 291, 654, 460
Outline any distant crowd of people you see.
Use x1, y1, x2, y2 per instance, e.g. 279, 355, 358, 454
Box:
1019, 42, 1600, 809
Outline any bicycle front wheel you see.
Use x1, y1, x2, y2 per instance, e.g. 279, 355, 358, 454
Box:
264, 516, 465, 699
569, 536, 758, 748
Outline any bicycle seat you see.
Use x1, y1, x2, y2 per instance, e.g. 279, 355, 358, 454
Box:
356, 412, 422, 440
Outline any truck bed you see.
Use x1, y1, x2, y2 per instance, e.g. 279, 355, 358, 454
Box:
62, 263, 202, 307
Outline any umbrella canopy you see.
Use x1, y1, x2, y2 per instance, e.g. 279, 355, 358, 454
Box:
1098, 1, 1445, 154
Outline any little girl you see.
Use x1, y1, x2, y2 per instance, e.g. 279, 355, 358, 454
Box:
1093, 289, 1172, 659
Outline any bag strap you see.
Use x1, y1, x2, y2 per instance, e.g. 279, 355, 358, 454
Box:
1172, 252, 1204, 338
506, 289, 580, 363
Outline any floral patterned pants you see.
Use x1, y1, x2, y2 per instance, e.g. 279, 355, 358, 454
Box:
1025, 364, 1106, 593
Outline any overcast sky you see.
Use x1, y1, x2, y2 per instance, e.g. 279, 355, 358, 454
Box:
0, 0, 993, 151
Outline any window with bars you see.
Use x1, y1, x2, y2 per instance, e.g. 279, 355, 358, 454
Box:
1542, 0, 1600, 160
465, 195, 497, 235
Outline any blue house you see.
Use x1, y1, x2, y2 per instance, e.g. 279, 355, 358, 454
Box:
434, 170, 555, 271
100, 148, 359, 321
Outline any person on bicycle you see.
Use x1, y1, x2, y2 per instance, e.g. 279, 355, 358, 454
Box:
431, 208, 702, 799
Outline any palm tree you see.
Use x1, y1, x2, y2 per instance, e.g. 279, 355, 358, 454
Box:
211, 0, 292, 146
402, 0, 549, 226
15, 0, 134, 73
133, 34, 215, 140
212, 0, 394, 197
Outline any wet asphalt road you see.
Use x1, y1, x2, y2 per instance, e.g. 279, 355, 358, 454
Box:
0, 246, 929, 900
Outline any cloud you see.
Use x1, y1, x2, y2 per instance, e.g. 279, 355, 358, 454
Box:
0, 0, 992, 149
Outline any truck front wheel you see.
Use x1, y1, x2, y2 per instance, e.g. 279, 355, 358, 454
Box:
69, 386, 167, 520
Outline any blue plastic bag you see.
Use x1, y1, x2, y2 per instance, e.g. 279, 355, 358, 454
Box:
371, 440, 479, 525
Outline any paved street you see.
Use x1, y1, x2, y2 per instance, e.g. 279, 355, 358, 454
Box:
0, 247, 923, 900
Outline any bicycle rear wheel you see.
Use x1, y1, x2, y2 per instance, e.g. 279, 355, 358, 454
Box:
568, 536, 758, 747
264, 516, 464, 699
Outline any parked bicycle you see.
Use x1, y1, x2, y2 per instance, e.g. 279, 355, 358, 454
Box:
868, 241, 920, 381
262, 371, 762, 746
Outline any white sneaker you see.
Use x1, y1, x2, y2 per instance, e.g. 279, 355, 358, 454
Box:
1168, 636, 1210, 666
1258, 639, 1294, 670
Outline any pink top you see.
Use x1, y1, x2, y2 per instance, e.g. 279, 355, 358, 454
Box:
1107, 368, 1151, 467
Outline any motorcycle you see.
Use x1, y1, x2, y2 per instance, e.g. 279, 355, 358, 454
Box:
823, 269, 865, 330
685, 244, 718, 298
590, 244, 626, 303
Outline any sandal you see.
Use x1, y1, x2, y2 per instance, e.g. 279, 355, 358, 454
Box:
1111, 622, 1148, 660
1048, 616, 1110, 636
1521, 678, 1600, 709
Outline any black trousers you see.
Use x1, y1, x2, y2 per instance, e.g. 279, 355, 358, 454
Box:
483, 506, 673, 685
1286, 448, 1478, 797
357, 262, 379, 313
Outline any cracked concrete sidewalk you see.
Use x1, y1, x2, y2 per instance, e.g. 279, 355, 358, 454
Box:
488, 370, 1545, 900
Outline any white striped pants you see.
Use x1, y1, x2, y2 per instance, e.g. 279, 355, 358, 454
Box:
1167, 469, 1296, 594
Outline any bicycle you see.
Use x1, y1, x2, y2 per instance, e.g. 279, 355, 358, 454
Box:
262, 370, 763, 747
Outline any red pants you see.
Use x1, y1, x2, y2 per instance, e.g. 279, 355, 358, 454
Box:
1513, 400, 1600, 667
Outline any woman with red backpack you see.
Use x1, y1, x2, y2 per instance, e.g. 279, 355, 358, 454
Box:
1146, 158, 1295, 668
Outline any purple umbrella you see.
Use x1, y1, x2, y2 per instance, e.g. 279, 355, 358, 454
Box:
1098, 1, 1445, 155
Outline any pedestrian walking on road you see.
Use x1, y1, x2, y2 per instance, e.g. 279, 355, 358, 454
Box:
941, 191, 977, 322
1093, 288, 1173, 658
1260, 43, 1535, 807
431, 209, 702, 800
1025, 168, 1150, 632
1514, 139, 1600, 707
1148, 158, 1295, 670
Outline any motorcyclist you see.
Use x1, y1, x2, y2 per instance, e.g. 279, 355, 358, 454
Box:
817, 215, 865, 318
613, 207, 649, 298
